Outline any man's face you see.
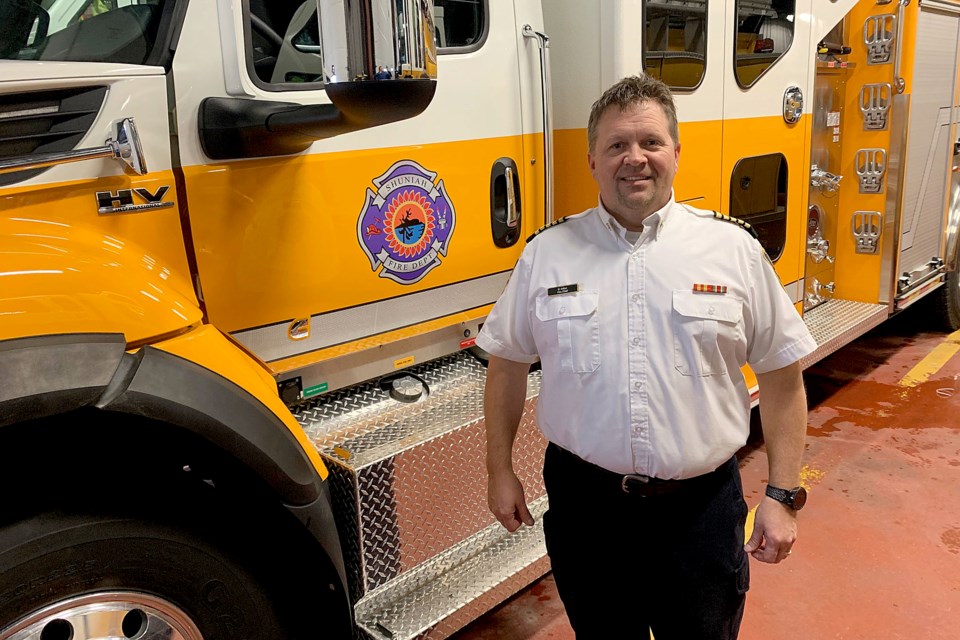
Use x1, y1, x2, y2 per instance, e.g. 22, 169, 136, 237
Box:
588, 100, 680, 230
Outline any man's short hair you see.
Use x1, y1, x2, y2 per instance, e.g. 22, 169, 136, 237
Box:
587, 74, 680, 152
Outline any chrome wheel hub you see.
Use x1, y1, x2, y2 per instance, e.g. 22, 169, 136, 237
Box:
0, 592, 203, 640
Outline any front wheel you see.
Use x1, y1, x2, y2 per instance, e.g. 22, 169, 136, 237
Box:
934, 262, 960, 331
0, 513, 290, 640
930, 152, 960, 331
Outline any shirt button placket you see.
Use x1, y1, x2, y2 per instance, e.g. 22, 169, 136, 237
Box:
628, 246, 650, 469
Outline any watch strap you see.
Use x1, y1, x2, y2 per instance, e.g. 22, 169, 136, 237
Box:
765, 484, 792, 505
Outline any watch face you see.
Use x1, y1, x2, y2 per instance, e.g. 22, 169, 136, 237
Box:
792, 486, 808, 510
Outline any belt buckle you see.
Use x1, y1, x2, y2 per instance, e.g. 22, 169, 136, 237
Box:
621, 474, 651, 494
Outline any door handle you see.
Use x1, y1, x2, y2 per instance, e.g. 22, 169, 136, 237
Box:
491, 158, 522, 247
505, 166, 518, 228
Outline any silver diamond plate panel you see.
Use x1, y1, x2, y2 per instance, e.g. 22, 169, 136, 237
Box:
293, 351, 547, 618
355, 496, 551, 640
800, 299, 890, 369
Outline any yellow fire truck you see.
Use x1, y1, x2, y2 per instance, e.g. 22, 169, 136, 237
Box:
0, 0, 957, 638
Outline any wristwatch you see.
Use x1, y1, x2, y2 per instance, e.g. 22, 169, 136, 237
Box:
765, 484, 807, 510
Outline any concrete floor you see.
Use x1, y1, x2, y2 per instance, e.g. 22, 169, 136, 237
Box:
451, 304, 960, 640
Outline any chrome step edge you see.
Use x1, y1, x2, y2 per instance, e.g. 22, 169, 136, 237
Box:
801, 298, 890, 369
355, 496, 550, 640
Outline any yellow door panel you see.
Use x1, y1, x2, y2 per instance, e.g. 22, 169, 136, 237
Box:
183, 136, 527, 334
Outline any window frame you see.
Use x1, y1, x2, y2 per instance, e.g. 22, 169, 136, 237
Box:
728, 152, 788, 262
732, 0, 797, 90
641, 0, 708, 93
241, 0, 327, 93
436, 0, 489, 55
239, 0, 490, 94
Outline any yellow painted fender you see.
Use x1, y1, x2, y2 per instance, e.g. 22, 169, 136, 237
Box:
0, 216, 201, 343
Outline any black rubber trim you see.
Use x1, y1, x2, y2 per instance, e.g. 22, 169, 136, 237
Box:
143, 0, 189, 69
0, 333, 322, 506
0, 333, 126, 426
287, 481, 352, 625
101, 345, 322, 506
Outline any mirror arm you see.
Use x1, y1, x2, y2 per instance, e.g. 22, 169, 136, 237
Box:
199, 98, 326, 160
199, 81, 436, 160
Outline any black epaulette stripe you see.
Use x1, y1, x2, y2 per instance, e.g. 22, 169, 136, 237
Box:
526, 216, 570, 243
712, 211, 760, 241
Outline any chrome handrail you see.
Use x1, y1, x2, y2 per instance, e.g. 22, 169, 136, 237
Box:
523, 24, 554, 225
894, 0, 910, 93
0, 118, 147, 176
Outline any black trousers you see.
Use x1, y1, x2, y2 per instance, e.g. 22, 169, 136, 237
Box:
542, 443, 749, 640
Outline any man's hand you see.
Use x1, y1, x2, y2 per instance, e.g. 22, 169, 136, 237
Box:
751, 361, 807, 564
488, 468, 535, 532
744, 496, 797, 563
484, 355, 535, 532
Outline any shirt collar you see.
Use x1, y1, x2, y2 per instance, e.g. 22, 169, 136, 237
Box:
596, 192, 676, 243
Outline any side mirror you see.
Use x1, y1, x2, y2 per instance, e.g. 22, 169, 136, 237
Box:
200, 0, 438, 160
320, 0, 437, 84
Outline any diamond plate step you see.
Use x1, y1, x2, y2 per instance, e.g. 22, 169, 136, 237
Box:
355, 496, 550, 640
292, 351, 548, 638
801, 298, 890, 368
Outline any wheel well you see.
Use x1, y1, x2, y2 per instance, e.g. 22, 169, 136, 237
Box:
0, 408, 352, 638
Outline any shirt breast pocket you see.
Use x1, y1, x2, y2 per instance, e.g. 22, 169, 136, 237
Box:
536, 291, 600, 373
672, 290, 743, 377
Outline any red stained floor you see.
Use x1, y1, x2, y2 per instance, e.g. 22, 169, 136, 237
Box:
451, 306, 960, 639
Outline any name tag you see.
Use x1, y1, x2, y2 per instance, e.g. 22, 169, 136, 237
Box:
548, 284, 579, 296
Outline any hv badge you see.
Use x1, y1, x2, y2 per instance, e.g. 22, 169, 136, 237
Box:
356, 160, 457, 285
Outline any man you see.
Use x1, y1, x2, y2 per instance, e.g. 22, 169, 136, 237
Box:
476, 74, 816, 639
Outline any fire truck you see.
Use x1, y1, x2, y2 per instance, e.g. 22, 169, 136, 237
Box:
0, 0, 957, 638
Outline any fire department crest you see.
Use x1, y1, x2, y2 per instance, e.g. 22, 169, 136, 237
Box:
357, 160, 457, 284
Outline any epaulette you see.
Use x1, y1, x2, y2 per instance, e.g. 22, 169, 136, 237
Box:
526, 216, 570, 243
712, 211, 759, 241
712, 211, 776, 267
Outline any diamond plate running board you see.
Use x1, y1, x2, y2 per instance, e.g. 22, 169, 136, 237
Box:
800, 299, 890, 369
293, 351, 548, 639
355, 496, 550, 640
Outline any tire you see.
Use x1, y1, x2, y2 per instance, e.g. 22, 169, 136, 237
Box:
0, 512, 289, 640
933, 261, 960, 331
927, 148, 960, 332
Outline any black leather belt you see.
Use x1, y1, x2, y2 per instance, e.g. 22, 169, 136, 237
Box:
550, 443, 735, 498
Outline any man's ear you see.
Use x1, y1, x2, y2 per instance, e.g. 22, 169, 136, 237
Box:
674, 143, 681, 168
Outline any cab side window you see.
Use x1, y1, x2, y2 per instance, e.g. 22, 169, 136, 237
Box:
247, 0, 325, 89
643, 0, 707, 90
734, 0, 795, 87
3, 0, 167, 65
245, 0, 487, 89
435, 0, 486, 52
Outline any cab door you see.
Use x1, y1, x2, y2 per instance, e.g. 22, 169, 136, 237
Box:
721, 0, 814, 295
171, 0, 530, 389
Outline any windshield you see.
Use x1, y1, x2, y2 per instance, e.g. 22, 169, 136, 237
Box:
0, 0, 171, 65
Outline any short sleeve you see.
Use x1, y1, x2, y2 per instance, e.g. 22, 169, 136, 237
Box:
475, 249, 540, 363
745, 246, 817, 373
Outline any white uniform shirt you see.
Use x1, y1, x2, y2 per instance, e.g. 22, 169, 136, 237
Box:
476, 196, 817, 479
